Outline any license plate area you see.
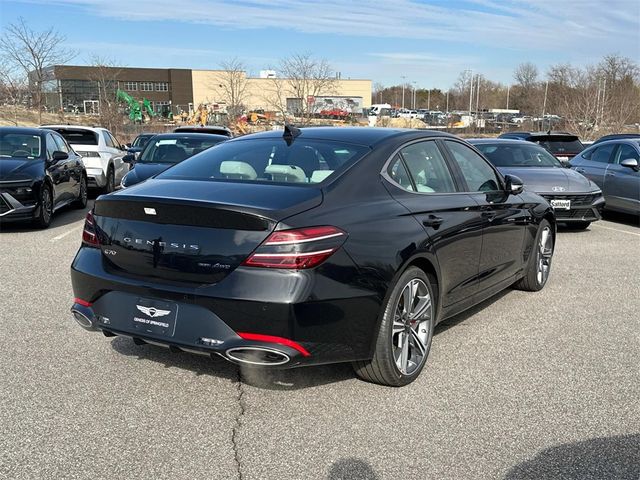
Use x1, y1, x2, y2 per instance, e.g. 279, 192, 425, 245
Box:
132, 298, 178, 337
550, 199, 571, 210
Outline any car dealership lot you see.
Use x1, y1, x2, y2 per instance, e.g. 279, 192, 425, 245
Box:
1, 205, 639, 480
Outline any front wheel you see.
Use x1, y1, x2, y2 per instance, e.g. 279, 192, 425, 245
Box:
73, 176, 88, 209
353, 267, 435, 387
33, 184, 53, 229
514, 219, 554, 292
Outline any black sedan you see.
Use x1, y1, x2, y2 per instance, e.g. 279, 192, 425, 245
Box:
71, 127, 555, 386
1, 127, 87, 228
471, 139, 604, 229
120, 133, 228, 188
126, 132, 155, 158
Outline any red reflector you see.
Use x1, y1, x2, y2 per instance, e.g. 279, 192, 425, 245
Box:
236, 332, 311, 357
74, 297, 92, 307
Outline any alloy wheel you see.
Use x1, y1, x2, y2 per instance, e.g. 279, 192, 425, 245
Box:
391, 278, 433, 375
42, 187, 52, 223
537, 226, 553, 285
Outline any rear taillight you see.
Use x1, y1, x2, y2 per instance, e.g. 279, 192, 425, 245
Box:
82, 210, 100, 247
242, 226, 347, 269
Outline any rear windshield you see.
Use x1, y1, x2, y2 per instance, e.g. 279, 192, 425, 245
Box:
532, 137, 583, 154
476, 143, 562, 168
138, 136, 226, 164
53, 129, 99, 146
0, 133, 42, 159
157, 137, 370, 184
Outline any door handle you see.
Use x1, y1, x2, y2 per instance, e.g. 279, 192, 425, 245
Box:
606, 172, 616, 177
422, 215, 443, 227
575, 168, 585, 173
481, 208, 497, 220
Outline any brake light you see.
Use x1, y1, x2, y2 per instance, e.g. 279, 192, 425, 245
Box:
242, 226, 347, 269
82, 210, 100, 247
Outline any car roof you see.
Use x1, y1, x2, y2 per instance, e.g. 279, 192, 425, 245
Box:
146, 132, 229, 140
229, 127, 457, 147
500, 131, 577, 138
585, 138, 640, 148
593, 133, 640, 144
468, 138, 535, 145
0, 126, 45, 136
41, 125, 108, 132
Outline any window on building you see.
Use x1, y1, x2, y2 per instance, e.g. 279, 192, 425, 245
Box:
140, 82, 154, 92
123, 81, 137, 91
155, 82, 169, 91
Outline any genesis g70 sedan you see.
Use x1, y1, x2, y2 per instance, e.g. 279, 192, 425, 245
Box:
70, 127, 556, 386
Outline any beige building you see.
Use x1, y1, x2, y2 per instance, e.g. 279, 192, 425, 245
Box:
191, 70, 372, 113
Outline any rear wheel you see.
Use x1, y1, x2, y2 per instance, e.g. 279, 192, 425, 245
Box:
353, 267, 435, 387
101, 167, 115, 194
514, 219, 554, 292
33, 184, 53, 229
73, 176, 88, 209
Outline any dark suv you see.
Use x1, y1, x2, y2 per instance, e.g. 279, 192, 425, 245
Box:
499, 132, 584, 163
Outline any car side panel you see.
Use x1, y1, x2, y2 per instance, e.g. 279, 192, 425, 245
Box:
604, 163, 640, 214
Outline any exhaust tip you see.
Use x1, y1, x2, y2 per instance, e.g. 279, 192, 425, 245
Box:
226, 346, 290, 366
72, 309, 95, 330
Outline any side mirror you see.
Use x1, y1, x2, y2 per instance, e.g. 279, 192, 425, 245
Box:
504, 174, 524, 195
122, 154, 135, 164
125, 143, 132, 148
620, 158, 639, 171
52, 150, 68, 162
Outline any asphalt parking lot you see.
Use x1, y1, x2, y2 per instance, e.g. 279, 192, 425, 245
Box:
1, 203, 639, 480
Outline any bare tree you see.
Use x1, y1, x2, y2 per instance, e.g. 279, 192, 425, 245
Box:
0, 17, 75, 124
88, 56, 123, 135
277, 53, 338, 124
512, 62, 540, 114
216, 57, 249, 124
596, 54, 640, 132
0, 58, 29, 125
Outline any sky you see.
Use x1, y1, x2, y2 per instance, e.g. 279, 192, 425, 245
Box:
1, 0, 639, 89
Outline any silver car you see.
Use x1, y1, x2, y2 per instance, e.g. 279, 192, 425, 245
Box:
569, 139, 640, 216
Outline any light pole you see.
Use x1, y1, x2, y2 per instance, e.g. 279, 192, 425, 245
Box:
412, 81, 417, 109
465, 69, 473, 124
401, 75, 406, 109
427, 88, 431, 110
506, 84, 510, 110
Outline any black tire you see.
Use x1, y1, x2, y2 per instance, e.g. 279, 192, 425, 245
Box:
33, 183, 53, 229
73, 175, 88, 209
514, 219, 554, 292
567, 221, 590, 230
101, 167, 115, 194
353, 266, 436, 387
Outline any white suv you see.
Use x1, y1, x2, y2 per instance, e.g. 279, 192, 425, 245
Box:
41, 125, 128, 193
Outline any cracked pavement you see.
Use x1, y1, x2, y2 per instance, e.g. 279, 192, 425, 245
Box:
1, 202, 639, 480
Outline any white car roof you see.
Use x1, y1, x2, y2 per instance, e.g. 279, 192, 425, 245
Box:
40, 125, 109, 133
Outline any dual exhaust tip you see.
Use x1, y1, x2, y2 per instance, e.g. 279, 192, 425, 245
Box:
71, 308, 291, 366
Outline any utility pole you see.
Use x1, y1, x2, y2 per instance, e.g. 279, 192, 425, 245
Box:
506, 85, 510, 110
401, 75, 407, 109
427, 88, 431, 110
412, 81, 417, 109
542, 80, 549, 130
467, 70, 474, 125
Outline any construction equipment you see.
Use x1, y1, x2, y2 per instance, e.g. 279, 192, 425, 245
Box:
142, 98, 155, 118
116, 89, 143, 123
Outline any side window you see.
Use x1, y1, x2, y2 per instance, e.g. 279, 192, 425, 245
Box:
103, 131, 115, 148
388, 154, 415, 192
46, 134, 57, 159
445, 141, 501, 192
614, 144, 639, 164
108, 132, 122, 150
53, 134, 70, 153
591, 144, 615, 163
399, 141, 456, 193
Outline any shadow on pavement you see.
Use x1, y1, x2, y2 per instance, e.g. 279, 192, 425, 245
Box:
602, 210, 640, 228
0, 199, 94, 233
327, 458, 379, 480
436, 289, 511, 334
109, 335, 356, 390
505, 434, 640, 480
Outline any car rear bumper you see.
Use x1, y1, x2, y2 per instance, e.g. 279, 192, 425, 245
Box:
70, 247, 381, 367
0, 192, 37, 222
86, 168, 107, 188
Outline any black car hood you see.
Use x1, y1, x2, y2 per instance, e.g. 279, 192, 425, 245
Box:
125, 163, 173, 186
498, 166, 597, 194
0, 159, 43, 182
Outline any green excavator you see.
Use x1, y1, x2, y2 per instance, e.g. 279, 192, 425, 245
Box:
116, 89, 155, 122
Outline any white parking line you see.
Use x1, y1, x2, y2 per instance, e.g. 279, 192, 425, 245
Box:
51, 227, 81, 242
592, 224, 640, 237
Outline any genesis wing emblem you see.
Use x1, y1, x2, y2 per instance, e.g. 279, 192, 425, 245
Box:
136, 305, 171, 318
